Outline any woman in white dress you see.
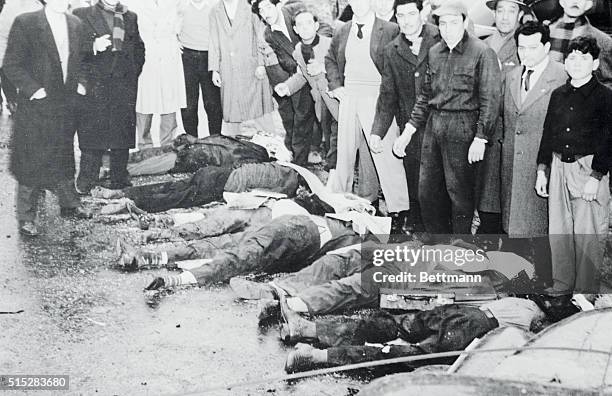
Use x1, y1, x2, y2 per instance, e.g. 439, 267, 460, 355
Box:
132, 0, 186, 148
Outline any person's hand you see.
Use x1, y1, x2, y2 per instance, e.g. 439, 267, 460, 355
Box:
392, 124, 416, 157
306, 60, 325, 76
582, 176, 600, 202
535, 170, 549, 198
330, 87, 345, 102
468, 138, 486, 164
212, 71, 222, 87
94, 34, 112, 53
30, 88, 47, 100
255, 66, 266, 80
77, 83, 86, 96
274, 83, 290, 97
369, 134, 383, 154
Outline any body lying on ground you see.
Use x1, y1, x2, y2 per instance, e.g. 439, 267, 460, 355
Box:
279, 297, 572, 373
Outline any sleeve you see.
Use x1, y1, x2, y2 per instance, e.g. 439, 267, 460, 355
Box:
474, 47, 502, 140
132, 14, 146, 77
536, 91, 558, 168
594, 34, 612, 90
590, 87, 612, 177
208, 10, 220, 72
407, 62, 433, 131
285, 69, 308, 95
371, 47, 398, 138
2, 17, 42, 99
324, 30, 342, 91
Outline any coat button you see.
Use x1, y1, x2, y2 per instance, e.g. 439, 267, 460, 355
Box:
565, 144, 570, 148
516, 130, 521, 135
566, 127, 570, 132
414, 72, 420, 77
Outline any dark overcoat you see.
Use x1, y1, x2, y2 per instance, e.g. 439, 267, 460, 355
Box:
72, 5, 145, 150
501, 60, 567, 237
3, 10, 84, 186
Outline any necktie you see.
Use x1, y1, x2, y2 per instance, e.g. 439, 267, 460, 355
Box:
524, 69, 534, 91
357, 23, 364, 39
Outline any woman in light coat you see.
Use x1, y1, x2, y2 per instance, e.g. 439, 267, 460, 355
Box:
208, 0, 276, 135
132, 0, 186, 148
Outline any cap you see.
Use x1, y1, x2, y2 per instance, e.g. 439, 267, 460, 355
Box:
432, 0, 469, 18
486, 0, 529, 12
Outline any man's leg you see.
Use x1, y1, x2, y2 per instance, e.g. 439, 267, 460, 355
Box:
328, 91, 360, 193
200, 51, 223, 135
321, 107, 337, 170
190, 215, 320, 285
419, 123, 452, 234
16, 183, 41, 224
277, 95, 295, 158
76, 149, 103, 194
570, 169, 610, 293
181, 50, 200, 138
109, 149, 130, 187
290, 86, 315, 166
53, 178, 80, 211
159, 113, 178, 147
548, 156, 576, 293
439, 114, 478, 235
136, 113, 154, 149
0, 68, 17, 113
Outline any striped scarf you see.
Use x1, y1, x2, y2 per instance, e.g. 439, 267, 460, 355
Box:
549, 16, 588, 63
97, 0, 127, 51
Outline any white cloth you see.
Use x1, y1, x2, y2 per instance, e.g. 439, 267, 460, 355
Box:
178, 0, 214, 51
134, 0, 187, 114
45, 8, 69, 82
481, 297, 545, 331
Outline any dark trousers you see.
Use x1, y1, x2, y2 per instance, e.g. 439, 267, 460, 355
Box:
77, 149, 129, 190
321, 107, 338, 169
16, 180, 79, 222
276, 85, 315, 166
502, 236, 552, 286
419, 111, 478, 234
0, 67, 17, 105
181, 48, 223, 137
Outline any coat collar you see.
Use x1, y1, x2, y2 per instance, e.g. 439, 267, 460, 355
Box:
509, 58, 562, 111
393, 23, 438, 67
35, 9, 79, 85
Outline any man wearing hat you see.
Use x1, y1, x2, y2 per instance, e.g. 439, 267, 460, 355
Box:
392, 0, 502, 235
485, 0, 527, 71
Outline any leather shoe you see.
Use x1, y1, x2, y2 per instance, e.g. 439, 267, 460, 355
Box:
60, 206, 93, 219
19, 221, 39, 236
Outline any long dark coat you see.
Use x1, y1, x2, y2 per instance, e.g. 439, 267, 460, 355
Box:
72, 5, 144, 150
501, 60, 567, 237
3, 10, 84, 186
370, 24, 440, 201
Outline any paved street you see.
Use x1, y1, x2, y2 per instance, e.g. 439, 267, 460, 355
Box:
0, 111, 362, 395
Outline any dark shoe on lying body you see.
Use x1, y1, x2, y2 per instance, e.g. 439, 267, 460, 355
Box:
285, 343, 324, 373
279, 295, 317, 344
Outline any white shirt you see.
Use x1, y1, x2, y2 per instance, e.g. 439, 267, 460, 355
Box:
405, 24, 424, 56
45, 7, 69, 82
522, 56, 550, 95
270, 5, 291, 40
351, 12, 376, 40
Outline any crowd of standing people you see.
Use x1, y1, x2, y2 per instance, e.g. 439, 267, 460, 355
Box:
0, 0, 611, 296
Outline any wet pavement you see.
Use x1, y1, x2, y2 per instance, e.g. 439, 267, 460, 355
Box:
0, 111, 364, 395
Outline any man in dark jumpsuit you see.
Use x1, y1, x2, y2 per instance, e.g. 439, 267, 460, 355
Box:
392, 0, 501, 235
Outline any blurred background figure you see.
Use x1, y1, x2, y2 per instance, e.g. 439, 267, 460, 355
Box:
132, 0, 186, 149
